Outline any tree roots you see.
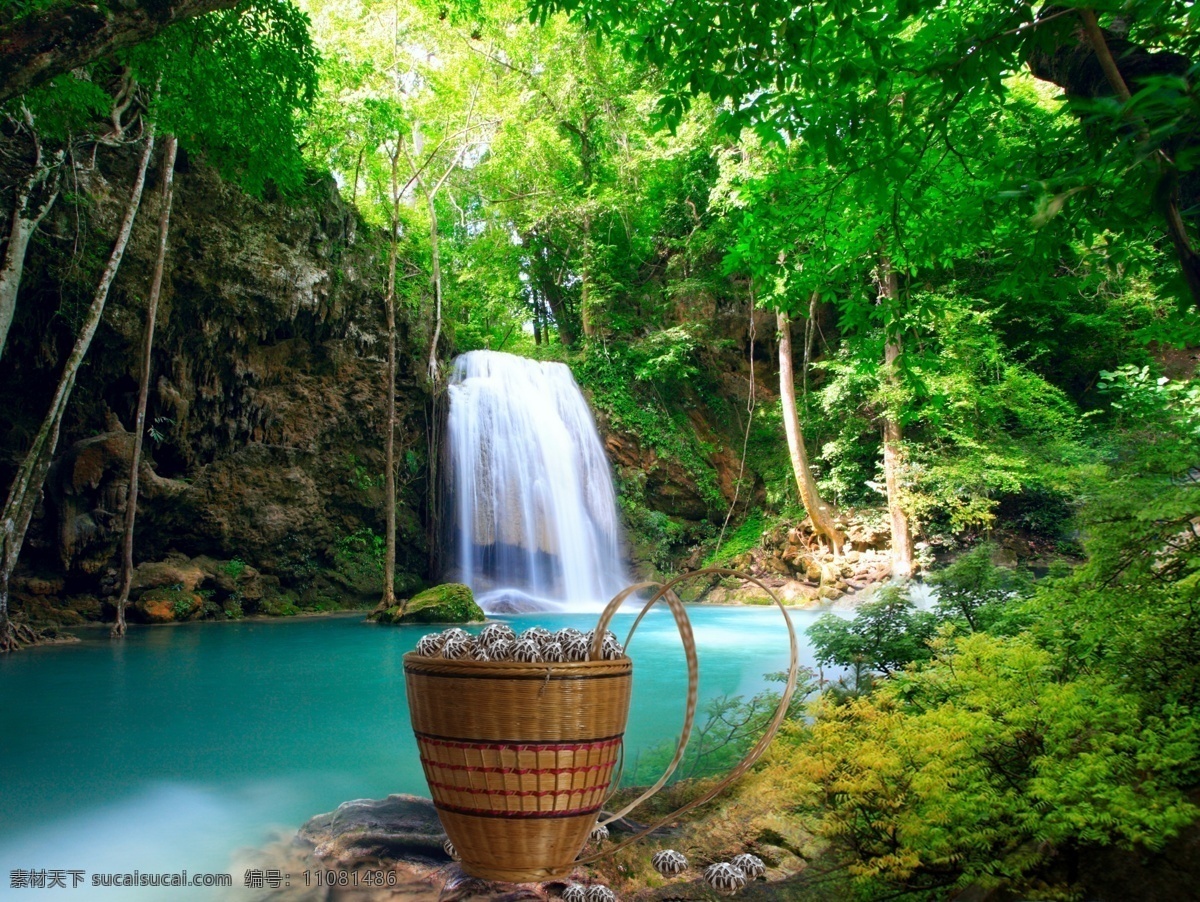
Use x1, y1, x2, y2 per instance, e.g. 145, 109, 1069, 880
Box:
0, 617, 54, 652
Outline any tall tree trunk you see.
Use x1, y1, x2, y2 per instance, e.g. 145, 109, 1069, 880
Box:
777, 308, 844, 555
1, 129, 155, 652
0, 116, 64, 360
526, 235, 576, 347
426, 192, 442, 385
878, 267, 914, 581
113, 135, 177, 638
381, 153, 401, 611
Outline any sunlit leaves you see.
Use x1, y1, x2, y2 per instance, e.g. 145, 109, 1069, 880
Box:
123, 0, 320, 195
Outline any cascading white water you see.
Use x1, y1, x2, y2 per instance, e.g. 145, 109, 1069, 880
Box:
445, 350, 626, 612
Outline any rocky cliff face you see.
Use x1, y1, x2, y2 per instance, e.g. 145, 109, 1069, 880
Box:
0, 143, 430, 624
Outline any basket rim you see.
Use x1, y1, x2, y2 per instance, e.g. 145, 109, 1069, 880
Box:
402, 651, 631, 678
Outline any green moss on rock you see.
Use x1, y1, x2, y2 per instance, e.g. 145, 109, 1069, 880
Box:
394, 583, 483, 624
136, 586, 203, 623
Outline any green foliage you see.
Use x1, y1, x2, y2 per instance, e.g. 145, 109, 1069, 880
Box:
575, 339, 725, 511
767, 631, 1200, 899
761, 363, 1200, 896
171, 594, 195, 620
221, 557, 247, 581
343, 453, 383, 491
809, 587, 939, 683
928, 544, 1034, 633
333, 527, 385, 587
628, 669, 814, 786
124, 0, 320, 195
704, 508, 765, 566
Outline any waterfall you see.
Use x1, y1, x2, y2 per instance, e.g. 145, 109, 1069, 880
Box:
445, 350, 627, 612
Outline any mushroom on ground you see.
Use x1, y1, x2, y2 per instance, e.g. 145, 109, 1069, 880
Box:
704, 862, 746, 894
730, 854, 765, 879
651, 849, 688, 876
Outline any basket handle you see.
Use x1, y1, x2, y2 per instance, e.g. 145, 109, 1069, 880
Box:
577, 567, 800, 864
587, 579, 699, 824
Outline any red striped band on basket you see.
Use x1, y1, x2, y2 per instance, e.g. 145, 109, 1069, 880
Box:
428, 780, 602, 798
434, 800, 605, 819
415, 731, 621, 819
414, 732, 623, 752
420, 760, 614, 776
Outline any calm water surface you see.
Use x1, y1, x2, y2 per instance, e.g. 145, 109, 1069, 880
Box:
0, 606, 828, 898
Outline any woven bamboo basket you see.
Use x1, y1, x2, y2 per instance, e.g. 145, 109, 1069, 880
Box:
403, 568, 798, 883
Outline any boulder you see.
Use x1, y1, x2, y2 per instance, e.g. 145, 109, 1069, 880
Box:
297, 794, 448, 866
763, 556, 790, 576
135, 587, 203, 623
386, 583, 484, 624
131, 556, 208, 592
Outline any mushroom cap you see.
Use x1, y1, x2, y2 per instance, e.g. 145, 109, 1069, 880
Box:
600, 635, 624, 660
511, 637, 542, 662
562, 884, 587, 902
651, 849, 688, 875
704, 862, 746, 892
519, 626, 551, 644
487, 638, 513, 660
730, 854, 765, 879
562, 635, 590, 661
480, 623, 516, 646
415, 634, 443, 656
441, 635, 476, 660
586, 885, 616, 902
555, 627, 584, 644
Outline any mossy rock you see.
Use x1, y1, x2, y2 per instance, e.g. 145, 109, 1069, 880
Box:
393, 583, 483, 624
135, 586, 203, 623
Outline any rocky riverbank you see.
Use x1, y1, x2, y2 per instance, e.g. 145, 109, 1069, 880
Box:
234, 792, 813, 902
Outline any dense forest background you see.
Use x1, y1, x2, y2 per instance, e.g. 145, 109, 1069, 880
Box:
3, 0, 1200, 897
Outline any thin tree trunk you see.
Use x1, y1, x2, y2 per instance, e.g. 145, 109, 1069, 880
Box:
382, 151, 400, 611
1, 129, 155, 652
777, 308, 844, 555
580, 209, 593, 339
0, 122, 64, 361
113, 135, 177, 638
426, 192, 442, 384
879, 266, 914, 581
